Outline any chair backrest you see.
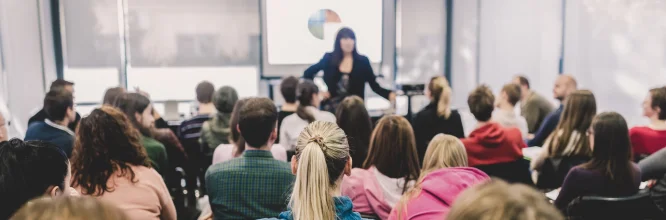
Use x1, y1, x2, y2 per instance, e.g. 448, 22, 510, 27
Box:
359, 213, 380, 220
474, 159, 533, 185
567, 191, 665, 220
537, 156, 589, 190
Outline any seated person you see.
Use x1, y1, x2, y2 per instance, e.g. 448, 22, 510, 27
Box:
528, 75, 578, 147
71, 107, 176, 220
25, 90, 76, 157
206, 98, 294, 220
0, 139, 75, 219
639, 147, 666, 181
102, 87, 126, 106
200, 86, 239, 152
335, 96, 373, 168
28, 79, 81, 131
342, 115, 421, 219
280, 80, 336, 151
555, 112, 641, 212
492, 83, 528, 138
389, 134, 489, 220
277, 76, 299, 144
513, 75, 554, 134
12, 196, 128, 220
631, 87, 666, 157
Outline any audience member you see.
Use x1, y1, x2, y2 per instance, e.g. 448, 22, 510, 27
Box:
0, 139, 74, 219
25, 90, 76, 157
277, 76, 299, 144
493, 83, 529, 137
11, 196, 128, 220
530, 90, 595, 188
70, 106, 176, 220
28, 79, 81, 131
639, 147, 666, 181
200, 86, 239, 152
528, 75, 578, 147
555, 112, 641, 212
273, 121, 361, 220
102, 87, 126, 106
342, 115, 420, 219
412, 76, 465, 163
206, 97, 294, 220
514, 75, 555, 134
630, 87, 666, 157
447, 180, 564, 220
335, 95, 372, 168
0, 112, 7, 142
389, 134, 489, 220
212, 99, 287, 164
280, 79, 336, 151
113, 93, 168, 177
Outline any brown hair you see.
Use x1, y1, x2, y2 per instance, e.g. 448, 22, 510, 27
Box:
429, 76, 452, 119
335, 96, 372, 168
546, 90, 596, 157
71, 106, 151, 196
113, 93, 152, 137
515, 75, 530, 89
649, 87, 666, 120
296, 80, 319, 123
281, 76, 300, 104
468, 85, 495, 122
502, 83, 522, 106
49, 79, 74, 92
229, 99, 248, 157
448, 180, 564, 220
196, 81, 215, 103
11, 196, 128, 220
238, 97, 278, 148
102, 87, 126, 106
363, 115, 420, 193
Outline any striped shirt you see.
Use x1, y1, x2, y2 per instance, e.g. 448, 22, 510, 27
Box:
178, 114, 212, 141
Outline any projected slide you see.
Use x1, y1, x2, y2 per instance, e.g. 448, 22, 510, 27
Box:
266, 0, 383, 65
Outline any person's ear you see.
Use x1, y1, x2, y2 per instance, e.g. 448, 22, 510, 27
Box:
656, 107, 662, 115
48, 185, 62, 197
236, 124, 241, 133
344, 157, 352, 176
135, 112, 142, 123
291, 156, 298, 175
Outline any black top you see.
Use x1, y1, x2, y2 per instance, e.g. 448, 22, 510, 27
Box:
412, 103, 465, 163
304, 53, 391, 100
555, 164, 641, 211
28, 109, 81, 131
276, 110, 295, 144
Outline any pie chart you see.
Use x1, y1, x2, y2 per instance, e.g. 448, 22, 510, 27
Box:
307, 9, 342, 40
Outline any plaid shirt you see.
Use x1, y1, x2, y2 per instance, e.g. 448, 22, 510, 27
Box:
206, 150, 294, 220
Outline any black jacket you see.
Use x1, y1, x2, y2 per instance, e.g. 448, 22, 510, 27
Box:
28, 109, 81, 131
412, 103, 465, 163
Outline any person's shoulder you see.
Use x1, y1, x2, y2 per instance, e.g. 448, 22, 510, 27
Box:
143, 137, 165, 148
319, 111, 337, 122
630, 126, 651, 135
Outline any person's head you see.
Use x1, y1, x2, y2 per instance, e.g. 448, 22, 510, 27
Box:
212, 86, 238, 114
229, 99, 248, 157
547, 90, 596, 157
290, 121, 352, 220
364, 115, 420, 192
513, 75, 530, 97
500, 83, 522, 107
0, 113, 8, 142
0, 139, 71, 219
102, 87, 126, 106
49, 79, 74, 93
113, 93, 154, 137
296, 79, 320, 123
426, 76, 453, 119
335, 96, 372, 167
553, 74, 578, 101
643, 87, 666, 120
448, 180, 564, 220
331, 27, 359, 66
280, 76, 299, 104
583, 112, 636, 187
70, 106, 151, 196
468, 85, 495, 122
43, 90, 75, 123
238, 97, 278, 148
11, 196, 128, 220
195, 81, 215, 104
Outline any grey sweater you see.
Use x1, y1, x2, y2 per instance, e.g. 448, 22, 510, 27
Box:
638, 147, 666, 181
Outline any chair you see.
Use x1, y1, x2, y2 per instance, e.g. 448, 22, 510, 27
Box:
359, 213, 380, 220
567, 191, 665, 220
536, 156, 589, 190
474, 159, 533, 186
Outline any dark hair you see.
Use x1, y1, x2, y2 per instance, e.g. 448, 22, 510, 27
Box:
280, 76, 300, 104
502, 83, 522, 106
581, 112, 637, 194
516, 75, 530, 89
468, 85, 495, 122
330, 27, 360, 67
547, 90, 596, 157
229, 99, 248, 157
364, 115, 420, 193
102, 87, 126, 106
238, 97, 278, 148
213, 86, 239, 114
49, 79, 74, 92
0, 139, 69, 219
335, 96, 372, 168
196, 81, 215, 103
71, 106, 151, 196
44, 90, 74, 121
113, 93, 152, 137
296, 80, 319, 123
649, 87, 666, 120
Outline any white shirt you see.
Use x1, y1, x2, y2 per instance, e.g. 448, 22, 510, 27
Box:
372, 168, 414, 207
45, 119, 75, 136
492, 110, 529, 138
279, 106, 336, 151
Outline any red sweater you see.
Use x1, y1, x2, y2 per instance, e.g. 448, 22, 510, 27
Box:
462, 123, 526, 167
630, 126, 666, 156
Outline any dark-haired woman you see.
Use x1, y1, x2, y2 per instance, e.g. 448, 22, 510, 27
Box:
280, 80, 336, 152
336, 95, 373, 168
304, 27, 395, 112
70, 106, 176, 220
554, 112, 641, 212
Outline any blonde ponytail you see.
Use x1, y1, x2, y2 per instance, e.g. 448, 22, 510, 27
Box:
429, 76, 452, 119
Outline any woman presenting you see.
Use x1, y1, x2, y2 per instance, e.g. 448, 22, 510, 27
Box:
304, 27, 396, 111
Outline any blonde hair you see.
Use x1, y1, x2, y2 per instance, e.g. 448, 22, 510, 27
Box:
290, 121, 350, 220
395, 134, 468, 219
448, 180, 563, 220
11, 196, 128, 220
429, 76, 452, 119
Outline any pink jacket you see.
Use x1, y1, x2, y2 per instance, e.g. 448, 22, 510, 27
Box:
387, 167, 489, 220
341, 167, 394, 220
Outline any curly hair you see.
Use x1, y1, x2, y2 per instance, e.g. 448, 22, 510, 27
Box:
70, 106, 151, 196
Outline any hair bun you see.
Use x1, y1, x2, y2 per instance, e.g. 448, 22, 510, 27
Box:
309, 136, 327, 150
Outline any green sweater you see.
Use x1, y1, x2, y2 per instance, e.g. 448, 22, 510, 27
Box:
142, 136, 168, 179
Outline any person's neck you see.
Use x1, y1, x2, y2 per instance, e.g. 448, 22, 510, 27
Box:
198, 103, 216, 115
498, 102, 515, 112
281, 103, 298, 112
245, 143, 271, 151
521, 90, 532, 102
476, 120, 491, 128
649, 117, 666, 130
343, 52, 353, 58
54, 119, 70, 127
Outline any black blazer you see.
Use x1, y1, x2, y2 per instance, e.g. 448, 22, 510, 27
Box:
304, 53, 391, 100
412, 103, 465, 163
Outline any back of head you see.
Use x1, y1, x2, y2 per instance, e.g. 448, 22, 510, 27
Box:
238, 97, 278, 148
429, 76, 452, 119
583, 112, 634, 186
548, 90, 596, 157
515, 75, 530, 89
71, 106, 150, 196
196, 81, 215, 104
448, 180, 563, 220
291, 121, 350, 220
43, 90, 74, 122
468, 85, 495, 122
280, 76, 300, 104
11, 196, 128, 220
229, 99, 248, 157
421, 134, 468, 176
296, 80, 319, 123
49, 79, 74, 92
102, 87, 126, 106
502, 83, 522, 106
0, 139, 69, 219
554, 75, 578, 100
213, 86, 238, 113
649, 87, 666, 120
335, 96, 372, 166
364, 115, 420, 191
112, 93, 151, 136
